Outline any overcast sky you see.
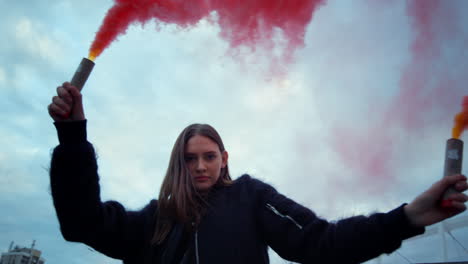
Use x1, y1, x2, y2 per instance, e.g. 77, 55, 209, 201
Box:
1, 0, 467, 263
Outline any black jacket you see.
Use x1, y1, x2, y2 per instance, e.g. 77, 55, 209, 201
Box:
50, 120, 425, 264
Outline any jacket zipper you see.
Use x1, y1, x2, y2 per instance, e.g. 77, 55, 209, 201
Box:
192, 222, 200, 264
266, 203, 303, 230
195, 231, 200, 264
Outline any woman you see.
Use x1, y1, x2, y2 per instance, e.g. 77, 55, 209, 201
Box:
48, 82, 468, 264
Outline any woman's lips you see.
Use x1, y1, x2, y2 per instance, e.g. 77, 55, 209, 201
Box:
195, 176, 210, 181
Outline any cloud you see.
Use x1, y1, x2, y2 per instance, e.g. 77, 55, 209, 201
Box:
13, 18, 64, 66
0, 67, 6, 85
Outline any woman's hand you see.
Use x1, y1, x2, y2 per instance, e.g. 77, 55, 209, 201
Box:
404, 174, 468, 228
48, 82, 85, 122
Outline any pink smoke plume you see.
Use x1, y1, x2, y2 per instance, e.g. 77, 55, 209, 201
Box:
330, 0, 467, 193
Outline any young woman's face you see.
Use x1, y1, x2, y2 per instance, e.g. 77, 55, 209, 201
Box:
185, 135, 228, 192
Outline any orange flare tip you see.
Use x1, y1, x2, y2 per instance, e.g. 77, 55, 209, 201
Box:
88, 49, 99, 62
451, 96, 468, 139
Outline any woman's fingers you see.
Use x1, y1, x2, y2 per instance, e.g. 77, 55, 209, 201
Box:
449, 201, 467, 212
447, 193, 468, 203
47, 104, 58, 117
445, 174, 467, 186
48, 103, 67, 122
52, 96, 71, 114
57, 85, 73, 105
49, 100, 68, 116
442, 193, 468, 212
455, 180, 468, 192
433, 174, 467, 195
48, 82, 85, 122
63, 83, 82, 102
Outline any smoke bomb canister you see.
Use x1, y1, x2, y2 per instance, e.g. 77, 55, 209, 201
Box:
70, 58, 95, 91
442, 138, 464, 199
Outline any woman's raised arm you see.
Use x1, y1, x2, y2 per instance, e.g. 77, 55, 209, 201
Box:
48, 83, 155, 261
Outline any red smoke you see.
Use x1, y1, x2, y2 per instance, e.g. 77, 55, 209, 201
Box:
392, 1, 467, 137
89, 0, 325, 65
330, 0, 468, 192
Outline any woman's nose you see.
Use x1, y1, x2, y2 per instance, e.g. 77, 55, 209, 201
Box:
196, 160, 207, 172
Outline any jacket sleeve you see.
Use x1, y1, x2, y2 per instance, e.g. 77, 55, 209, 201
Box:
50, 120, 156, 261
251, 177, 425, 264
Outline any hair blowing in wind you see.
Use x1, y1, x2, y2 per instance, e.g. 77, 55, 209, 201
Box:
88, 0, 325, 61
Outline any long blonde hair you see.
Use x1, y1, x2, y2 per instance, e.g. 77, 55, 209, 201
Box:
151, 124, 232, 245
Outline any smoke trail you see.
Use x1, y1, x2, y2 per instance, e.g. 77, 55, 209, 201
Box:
329, 0, 468, 192
89, 0, 325, 65
391, 0, 442, 131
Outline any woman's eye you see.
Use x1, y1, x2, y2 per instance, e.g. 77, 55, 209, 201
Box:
207, 154, 216, 160
185, 156, 195, 162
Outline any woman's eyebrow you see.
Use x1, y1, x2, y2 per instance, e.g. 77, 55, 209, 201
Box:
185, 151, 217, 155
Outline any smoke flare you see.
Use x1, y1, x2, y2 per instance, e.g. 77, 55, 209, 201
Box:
452, 96, 468, 139
89, 0, 325, 62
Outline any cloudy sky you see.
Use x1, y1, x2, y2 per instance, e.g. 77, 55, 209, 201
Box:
1, 0, 467, 263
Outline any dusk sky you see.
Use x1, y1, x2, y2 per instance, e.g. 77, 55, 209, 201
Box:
1, 0, 467, 263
